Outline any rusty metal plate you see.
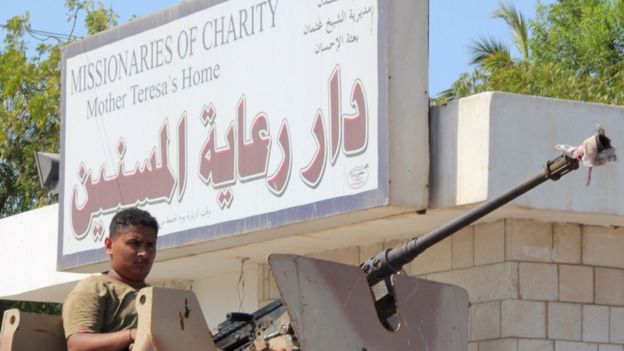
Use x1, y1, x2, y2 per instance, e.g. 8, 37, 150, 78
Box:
269, 254, 468, 351
0, 309, 66, 351
133, 287, 217, 351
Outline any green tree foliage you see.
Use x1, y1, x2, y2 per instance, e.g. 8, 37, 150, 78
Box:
0, 15, 59, 216
0, 299, 62, 317
435, 0, 624, 105
65, 0, 118, 36
0, 1, 117, 217
0, 0, 118, 319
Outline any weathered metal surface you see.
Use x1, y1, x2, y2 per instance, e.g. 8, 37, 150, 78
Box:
0, 308, 66, 351
269, 254, 469, 351
133, 287, 217, 351
251, 309, 298, 351
213, 299, 289, 350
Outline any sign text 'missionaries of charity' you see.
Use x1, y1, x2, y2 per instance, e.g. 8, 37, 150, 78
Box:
60, 0, 386, 269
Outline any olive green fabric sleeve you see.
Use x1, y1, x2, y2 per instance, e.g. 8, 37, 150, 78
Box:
62, 276, 106, 338
62, 275, 141, 339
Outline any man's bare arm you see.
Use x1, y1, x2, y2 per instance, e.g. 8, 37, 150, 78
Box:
67, 328, 136, 351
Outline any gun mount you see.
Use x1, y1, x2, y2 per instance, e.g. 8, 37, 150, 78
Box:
2, 127, 616, 351
0, 156, 585, 351
214, 154, 580, 350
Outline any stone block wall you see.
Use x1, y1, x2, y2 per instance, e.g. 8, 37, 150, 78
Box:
257, 218, 624, 351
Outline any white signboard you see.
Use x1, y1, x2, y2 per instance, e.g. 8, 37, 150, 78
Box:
59, 0, 389, 269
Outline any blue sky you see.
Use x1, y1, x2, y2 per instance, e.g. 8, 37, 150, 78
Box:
1, 0, 551, 97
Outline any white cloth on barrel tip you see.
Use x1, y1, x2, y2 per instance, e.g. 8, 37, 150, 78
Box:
554, 125, 616, 186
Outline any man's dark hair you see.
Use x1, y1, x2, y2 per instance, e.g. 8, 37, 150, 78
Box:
109, 207, 159, 239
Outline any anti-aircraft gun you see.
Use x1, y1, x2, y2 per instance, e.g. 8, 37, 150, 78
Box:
0, 132, 613, 351
212, 152, 584, 351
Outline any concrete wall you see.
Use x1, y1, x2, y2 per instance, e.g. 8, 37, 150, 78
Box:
430, 92, 624, 227
428, 218, 624, 351
193, 264, 259, 328
0, 205, 85, 302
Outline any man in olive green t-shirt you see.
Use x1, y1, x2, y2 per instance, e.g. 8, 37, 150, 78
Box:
62, 208, 158, 351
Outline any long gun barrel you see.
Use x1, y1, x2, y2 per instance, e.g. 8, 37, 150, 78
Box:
214, 154, 580, 350
361, 154, 579, 285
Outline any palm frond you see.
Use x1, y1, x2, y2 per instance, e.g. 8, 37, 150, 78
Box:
433, 72, 478, 104
434, 88, 459, 105
492, 1, 529, 60
469, 37, 511, 66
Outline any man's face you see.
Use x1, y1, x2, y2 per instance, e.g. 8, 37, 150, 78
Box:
105, 224, 157, 284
